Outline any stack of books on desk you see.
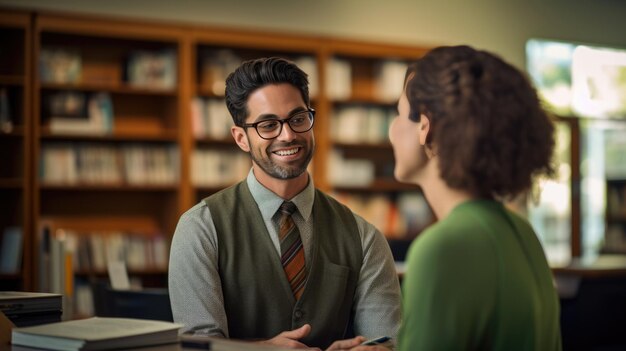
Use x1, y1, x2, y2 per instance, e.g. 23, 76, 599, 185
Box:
12, 317, 182, 351
0, 291, 62, 327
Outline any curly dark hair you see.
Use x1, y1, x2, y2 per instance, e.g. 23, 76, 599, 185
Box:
405, 45, 555, 199
225, 57, 310, 126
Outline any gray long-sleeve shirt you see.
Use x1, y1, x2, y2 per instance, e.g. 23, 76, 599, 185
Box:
168, 170, 401, 341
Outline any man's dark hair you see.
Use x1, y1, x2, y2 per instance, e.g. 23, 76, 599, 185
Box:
405, 45, 556, 199
225, 57, 310, 126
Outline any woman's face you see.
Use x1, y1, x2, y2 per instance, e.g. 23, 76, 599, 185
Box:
388, 88, 430, 184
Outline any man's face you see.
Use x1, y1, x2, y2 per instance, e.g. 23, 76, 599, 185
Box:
233, 83, 314, 180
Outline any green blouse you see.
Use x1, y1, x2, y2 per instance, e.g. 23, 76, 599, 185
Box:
398, 200, 561, 350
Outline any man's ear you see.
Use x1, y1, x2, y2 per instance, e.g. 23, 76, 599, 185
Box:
231, 126, 250, 152
418, 114, 430, 146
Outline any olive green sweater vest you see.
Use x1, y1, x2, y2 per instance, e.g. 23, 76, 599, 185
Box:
204, 181, 362, 349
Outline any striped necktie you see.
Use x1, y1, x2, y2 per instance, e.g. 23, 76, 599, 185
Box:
278, 201, 307, 300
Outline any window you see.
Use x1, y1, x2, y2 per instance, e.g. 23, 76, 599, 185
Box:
526, 39, 626, 263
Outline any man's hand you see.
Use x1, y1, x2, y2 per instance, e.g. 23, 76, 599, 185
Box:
325, 336, 392, 351
259, 324, 321, 350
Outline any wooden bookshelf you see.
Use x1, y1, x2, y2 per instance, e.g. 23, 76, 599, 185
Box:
0, 9, 32, 291
0, 7, 442, 304
31, 12, 187, 302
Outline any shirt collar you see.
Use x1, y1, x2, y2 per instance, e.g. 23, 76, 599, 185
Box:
246, 168, 314, 222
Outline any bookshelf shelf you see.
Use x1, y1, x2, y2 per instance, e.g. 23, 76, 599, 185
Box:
40, 129, 179, 142
334, 178, 420, 193
0, 126, 26, 137
331, 97, 397, 107
0, 178, 23, 188
194, 137, 237, 146
194, 185, 237, 193
195, 86, 224, 98
334, 141, 393, 151
74, 268, 167, 277
40, 183, 179, 191
41, 82, 178, 97
0, 74, 24, 85
0, 273, 21, 280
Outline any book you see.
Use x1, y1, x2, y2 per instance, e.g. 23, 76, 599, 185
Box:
0, 292, 62, 315
0, 291, 62, 328
0, 87, 12, 133
12, 317, 182, 351
47, 92, 114, 135
0, 226, 23, 273
126, 50, 177, 89
39, 48, 81, 83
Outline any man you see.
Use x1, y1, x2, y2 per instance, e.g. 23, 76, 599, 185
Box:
169, 57, 401, 350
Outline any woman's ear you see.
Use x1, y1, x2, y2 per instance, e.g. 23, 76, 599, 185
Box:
419, 114, 437, 159
418, 114, 430, 146
231, 126, 250, 152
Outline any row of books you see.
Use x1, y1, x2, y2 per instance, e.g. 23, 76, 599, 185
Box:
332, 191, 434, 239
190, 97, 232, 139
328, 149, 375, 187
191, 149, 250, 187
126, 50, 177, 89
331, 106, 395, 144
40, 47, 177, 89
46, 91, 114, 135
326, 58, 407, 101
0, 87, 13, 133
39, 48, 81, 84
199, 49, 242, 96
40, 143, 179, 185
199, 49, 318, 98
0, 226, 22, 274
326, 59, 352, 100
37, 226, 167, 319
38, 230, 73, 319
60, 230, 169, 272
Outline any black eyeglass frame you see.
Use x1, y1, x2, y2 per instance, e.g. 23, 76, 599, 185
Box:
241, 108, 316, 140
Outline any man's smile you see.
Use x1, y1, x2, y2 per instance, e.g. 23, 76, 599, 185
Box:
273, 147, 301, 157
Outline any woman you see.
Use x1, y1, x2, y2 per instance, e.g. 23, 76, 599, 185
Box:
389, 46, 561, 350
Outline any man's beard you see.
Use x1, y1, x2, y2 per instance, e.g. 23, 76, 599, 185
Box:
249, 139, 315, 179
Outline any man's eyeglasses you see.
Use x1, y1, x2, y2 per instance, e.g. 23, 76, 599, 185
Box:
241, 109, 315, 140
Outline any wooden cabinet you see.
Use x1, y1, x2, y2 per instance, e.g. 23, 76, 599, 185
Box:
0, 10, 32, 291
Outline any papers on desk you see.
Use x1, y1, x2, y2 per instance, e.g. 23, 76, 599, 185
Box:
12, 317, 182, 351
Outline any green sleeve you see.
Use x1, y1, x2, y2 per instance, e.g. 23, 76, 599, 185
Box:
398, 225, 497, 351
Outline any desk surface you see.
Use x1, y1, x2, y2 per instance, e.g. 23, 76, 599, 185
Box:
552, 254, 626, 277
4, 337, 299, 351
